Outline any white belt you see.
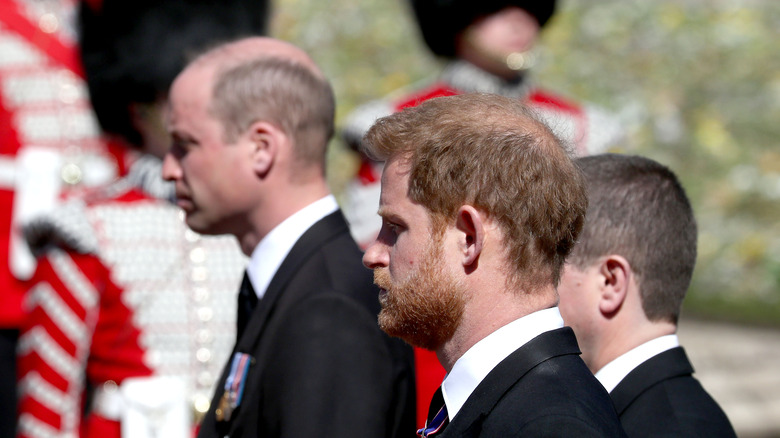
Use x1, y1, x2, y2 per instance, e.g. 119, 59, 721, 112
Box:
3, 147, 119, 280
92, 376, 191, 438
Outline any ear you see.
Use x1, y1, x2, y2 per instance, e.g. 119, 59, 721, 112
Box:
597, 255, 630, 315
246, 120, 282, 177
455, 205, 485, 269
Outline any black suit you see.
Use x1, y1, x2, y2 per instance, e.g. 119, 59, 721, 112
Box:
198, 211, 416, 438
441, 327, 626, 437
610, 347, 736, 437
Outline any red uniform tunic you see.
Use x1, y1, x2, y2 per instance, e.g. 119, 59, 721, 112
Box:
1, 0, 128, 329
16, 160, 246, 438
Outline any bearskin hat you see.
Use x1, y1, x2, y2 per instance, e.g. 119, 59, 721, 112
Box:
409, 0, 557, 57
79, 0, 270, 147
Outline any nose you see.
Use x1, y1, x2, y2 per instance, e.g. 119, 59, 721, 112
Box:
161, 152, 180, 181
362, 239, 388, 270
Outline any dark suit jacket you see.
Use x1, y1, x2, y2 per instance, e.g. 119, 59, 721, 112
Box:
198, 211, 416, 438
441, 327, 626, 437
610, 346, 736, 437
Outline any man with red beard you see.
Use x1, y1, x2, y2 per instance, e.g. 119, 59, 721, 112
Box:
362, 93, 627, 437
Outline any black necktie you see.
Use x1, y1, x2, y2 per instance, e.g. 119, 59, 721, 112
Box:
417, 386, 449, 437
236, 271, 258, 339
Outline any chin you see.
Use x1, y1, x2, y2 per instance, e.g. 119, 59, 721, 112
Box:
183, 215, 214, 235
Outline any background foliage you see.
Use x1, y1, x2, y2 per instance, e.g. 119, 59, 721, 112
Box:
271, 0, 780, 325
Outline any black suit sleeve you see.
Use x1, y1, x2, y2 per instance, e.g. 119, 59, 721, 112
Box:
261, 292, 396, 438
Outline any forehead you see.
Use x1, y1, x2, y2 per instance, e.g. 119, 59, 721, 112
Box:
379, 159, 409, 203
167, 65, 215, 123
379, 159, 431, 222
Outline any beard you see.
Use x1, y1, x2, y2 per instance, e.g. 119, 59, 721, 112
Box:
373, 242, 466, 351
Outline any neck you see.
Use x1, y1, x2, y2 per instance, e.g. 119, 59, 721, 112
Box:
591, 319, 677, 373
437, 283, 558, 372
238, 178, 330, 256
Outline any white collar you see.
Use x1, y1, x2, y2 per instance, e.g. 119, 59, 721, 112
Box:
441, 307, 564, 420
246, 195, 338, 299
595, 334, 680, 393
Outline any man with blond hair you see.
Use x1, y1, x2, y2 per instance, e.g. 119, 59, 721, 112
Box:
362, 93, 625, 437
163, 37, 415, 438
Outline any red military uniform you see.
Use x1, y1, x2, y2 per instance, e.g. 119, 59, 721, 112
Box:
15, 157, 246, 438
341, 60, 624, 248
0, 0, 128, 331
341, 60, 624, 427
1, 3, 128, 434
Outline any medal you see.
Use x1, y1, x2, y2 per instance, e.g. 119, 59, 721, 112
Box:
216, 352, 253, 423
215, 392, 232, 422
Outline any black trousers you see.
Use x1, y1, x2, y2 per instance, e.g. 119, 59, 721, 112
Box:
0, 329, 19, 437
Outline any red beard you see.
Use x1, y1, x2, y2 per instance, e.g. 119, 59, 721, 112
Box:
373, 242, 466, 351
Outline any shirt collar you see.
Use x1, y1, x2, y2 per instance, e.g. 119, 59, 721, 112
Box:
246, 195, 338, 299
595, 334, 680, 393
441, 307, 564, 420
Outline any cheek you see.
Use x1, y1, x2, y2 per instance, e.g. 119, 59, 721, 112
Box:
388, 243, 419, 279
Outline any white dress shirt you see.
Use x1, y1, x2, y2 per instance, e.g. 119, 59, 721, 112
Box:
595, 334, 680, 393
245, 195, 338, 299
441, 307, 565, 420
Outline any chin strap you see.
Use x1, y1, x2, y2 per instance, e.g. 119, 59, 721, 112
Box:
506, 50, 536, 71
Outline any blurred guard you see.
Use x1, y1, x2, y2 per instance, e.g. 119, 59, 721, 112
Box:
15, 1, 267, 437
1, 1, 130, 435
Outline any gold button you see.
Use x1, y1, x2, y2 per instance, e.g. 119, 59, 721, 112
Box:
39, 13, 59, 33
197, 307, 214, 322
189, 247, 206, 263
61, 163, 83, 185
103, 380, 118, 393
196, 347, 212, 363
194, 395, 211, 414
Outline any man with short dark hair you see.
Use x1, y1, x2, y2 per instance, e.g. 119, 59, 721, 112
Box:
362, 93, 626, 437
558, 153, 736, 437
163, 37, 415, 438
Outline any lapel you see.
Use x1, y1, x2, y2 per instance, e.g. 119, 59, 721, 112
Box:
203, 211, 350, 436
610, 346, 694, 415
235, 210, 349, 352
443, 327, 581, 436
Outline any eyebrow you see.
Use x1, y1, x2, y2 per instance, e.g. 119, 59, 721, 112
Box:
376, 207, 405, 225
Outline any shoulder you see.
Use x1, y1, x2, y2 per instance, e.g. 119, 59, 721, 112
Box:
527, 88, 583, 113
480, 369, 625, 437
528, 87, 625, 155
620, 373, 735, 437
341, 80, 456, 149
25, 184, 164, 256
291, 215, 376, 295
615, 348, 736, 436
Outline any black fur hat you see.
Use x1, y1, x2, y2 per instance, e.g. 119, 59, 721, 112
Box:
79, 0, 270, 147
409, 0, 557, 58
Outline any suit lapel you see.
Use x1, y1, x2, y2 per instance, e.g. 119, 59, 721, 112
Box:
202, 211, 350, 436
610, 346, 694, 415
236, 210, 349, 352
444, 327, 581, 436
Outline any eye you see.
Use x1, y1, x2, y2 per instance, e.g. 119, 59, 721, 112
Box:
384, 220, 403, 235
169, 136, 194, 158
377, 218, 403, 245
